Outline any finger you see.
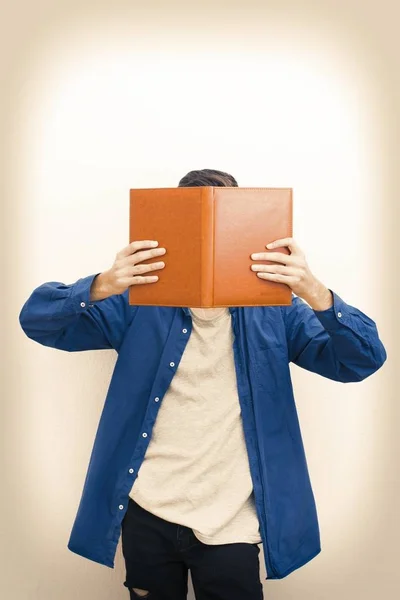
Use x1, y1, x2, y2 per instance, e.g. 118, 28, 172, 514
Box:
266, 238, 303, 255
127, 247, 166, 265
252, 264, 300, 277
256, 272, 295, 284
131, 261, 165, 275
118, 240, 159, 259
250, 251, 295, 264
252, 264, 291, 275
130, 275, 159, 285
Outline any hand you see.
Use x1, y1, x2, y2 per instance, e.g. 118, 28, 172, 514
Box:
90, 240, 166, 301
250, 237, 333, 309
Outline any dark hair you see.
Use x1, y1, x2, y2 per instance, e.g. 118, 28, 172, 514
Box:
178, 168, 238, 187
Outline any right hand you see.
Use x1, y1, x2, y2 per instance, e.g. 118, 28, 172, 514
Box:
91, 240, 166, 300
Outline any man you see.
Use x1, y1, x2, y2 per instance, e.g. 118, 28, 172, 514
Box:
19, 169, 387, 600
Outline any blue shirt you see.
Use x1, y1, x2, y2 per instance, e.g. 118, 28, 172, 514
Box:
18, 273, 387, 580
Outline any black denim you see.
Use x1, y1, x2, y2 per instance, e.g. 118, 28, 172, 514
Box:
121, 497, 264, 600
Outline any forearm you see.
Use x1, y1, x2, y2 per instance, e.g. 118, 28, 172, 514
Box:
19, 273, 132, 351
19, 274, 103, 347
283, 289, 387, 381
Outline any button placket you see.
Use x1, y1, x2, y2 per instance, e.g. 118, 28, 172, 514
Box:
120, 320, 186, 518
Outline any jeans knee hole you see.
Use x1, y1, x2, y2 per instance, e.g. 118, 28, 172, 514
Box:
131, 588, 150, 598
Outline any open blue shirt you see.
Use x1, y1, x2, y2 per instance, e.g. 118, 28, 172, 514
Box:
18, 273, 387, 580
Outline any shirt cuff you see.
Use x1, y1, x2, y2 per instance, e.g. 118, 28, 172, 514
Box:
65, 273, 104, 313
311, 289, 351, 332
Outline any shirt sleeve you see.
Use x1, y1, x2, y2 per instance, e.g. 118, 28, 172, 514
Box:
281, 289, 387, 382
19, 273, 138, 352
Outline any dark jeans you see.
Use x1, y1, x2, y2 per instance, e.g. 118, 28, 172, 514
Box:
121, 496, 264, 600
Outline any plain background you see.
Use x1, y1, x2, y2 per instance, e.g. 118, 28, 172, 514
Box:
1, 1, 397, 598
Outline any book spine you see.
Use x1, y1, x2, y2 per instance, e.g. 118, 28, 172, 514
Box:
200, 187, 214, 307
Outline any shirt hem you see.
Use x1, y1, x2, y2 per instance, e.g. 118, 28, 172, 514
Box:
193, 530, 263, 545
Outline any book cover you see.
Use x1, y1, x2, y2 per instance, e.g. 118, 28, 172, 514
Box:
129, 186, 293, 307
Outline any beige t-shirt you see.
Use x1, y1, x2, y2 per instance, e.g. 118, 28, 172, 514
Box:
129, 306, 262, 545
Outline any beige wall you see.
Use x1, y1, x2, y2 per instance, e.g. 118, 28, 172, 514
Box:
1, 1, 397, 598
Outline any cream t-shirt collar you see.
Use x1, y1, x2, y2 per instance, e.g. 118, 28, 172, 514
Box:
189, 307, 230, 324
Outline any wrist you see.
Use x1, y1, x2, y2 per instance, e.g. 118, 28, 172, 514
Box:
89, 272, 113, 302
301, 280, 333, 311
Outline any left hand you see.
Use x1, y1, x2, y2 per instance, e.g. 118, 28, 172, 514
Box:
250, 237, 319, 300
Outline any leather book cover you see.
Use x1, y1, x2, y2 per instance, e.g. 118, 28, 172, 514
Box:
129, 187, 293, 307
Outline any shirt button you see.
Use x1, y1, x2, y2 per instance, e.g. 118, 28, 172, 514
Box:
142, 432, 148, 438
155, 397, 160, 402
129, 468, 134, 474
182, 328, 187, 333
170, 361, 175, 367
119, 504, 124, 510
337, 312, 342, 318
80, 302, 86, 308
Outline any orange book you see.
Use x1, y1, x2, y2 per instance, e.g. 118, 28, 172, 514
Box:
129, 186, 293, 307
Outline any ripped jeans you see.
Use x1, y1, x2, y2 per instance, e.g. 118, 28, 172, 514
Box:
121, 497, 264, 600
